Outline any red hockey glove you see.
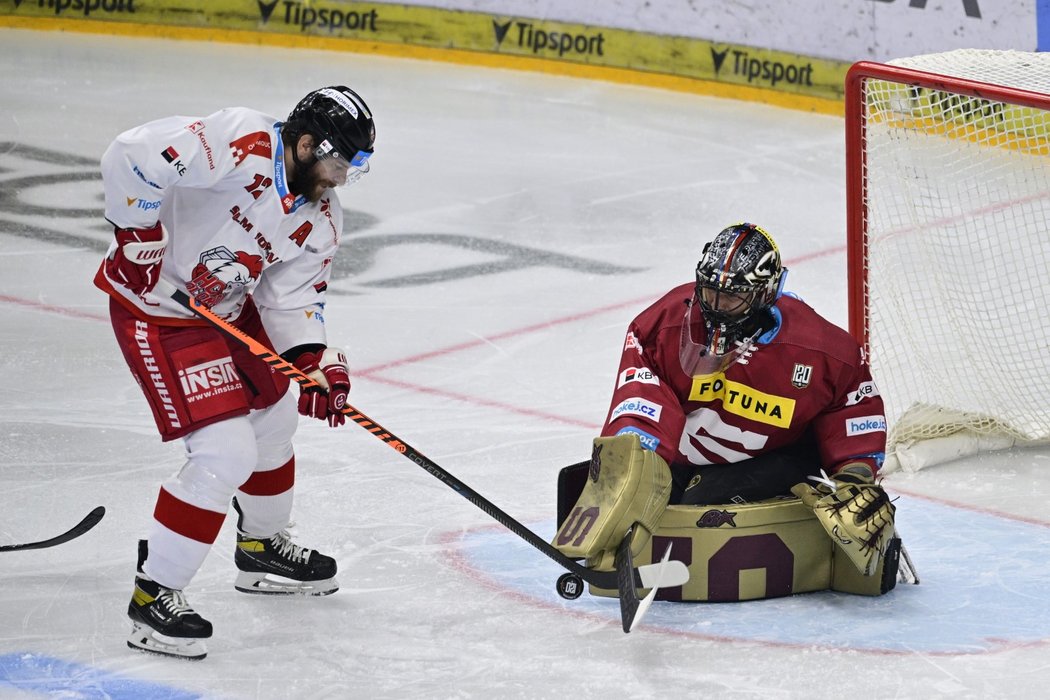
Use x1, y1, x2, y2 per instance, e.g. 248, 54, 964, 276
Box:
104, 223, 167, 296
293, 347, 351, 427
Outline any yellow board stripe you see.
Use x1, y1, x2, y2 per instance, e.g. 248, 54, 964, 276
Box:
0, 13, 844, 116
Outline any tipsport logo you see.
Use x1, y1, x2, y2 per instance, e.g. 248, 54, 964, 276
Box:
492, 19, 605, 58
13, 0, 136, 16
710, 47, 814, 89
257, 0, 379, 33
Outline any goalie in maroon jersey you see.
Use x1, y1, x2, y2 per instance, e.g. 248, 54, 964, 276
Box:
553, 223, 897, 580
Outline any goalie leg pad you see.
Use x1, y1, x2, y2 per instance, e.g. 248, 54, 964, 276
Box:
551, 434, 671, 561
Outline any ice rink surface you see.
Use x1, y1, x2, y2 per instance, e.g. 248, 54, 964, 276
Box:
2, 28, 1050, 699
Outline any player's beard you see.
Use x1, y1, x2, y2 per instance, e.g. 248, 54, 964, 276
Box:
290, 161, 335, 203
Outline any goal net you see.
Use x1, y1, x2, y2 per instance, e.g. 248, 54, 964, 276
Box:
846, 50, 1050, 472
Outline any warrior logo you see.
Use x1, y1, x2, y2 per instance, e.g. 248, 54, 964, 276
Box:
186, 246, 263, 307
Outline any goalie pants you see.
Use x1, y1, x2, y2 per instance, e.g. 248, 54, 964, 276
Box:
108, 299, 299, 590
671, 441, 822, 505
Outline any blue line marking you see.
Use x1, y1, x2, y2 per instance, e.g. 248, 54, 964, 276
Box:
0, 653, 203, 699
1038, 0, 1050, 51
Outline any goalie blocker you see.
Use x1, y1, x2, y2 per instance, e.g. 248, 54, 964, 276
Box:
555, 454, 901, 602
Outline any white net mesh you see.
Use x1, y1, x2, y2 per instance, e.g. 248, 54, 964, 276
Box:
857, 50, 1050, 469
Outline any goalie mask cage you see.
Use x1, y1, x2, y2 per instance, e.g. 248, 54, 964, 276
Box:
846, 50, 1050, 472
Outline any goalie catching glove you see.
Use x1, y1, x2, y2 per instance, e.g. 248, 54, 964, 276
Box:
791, 464, 895, 577
291, 347, 351, 427
552, 433, 671, 569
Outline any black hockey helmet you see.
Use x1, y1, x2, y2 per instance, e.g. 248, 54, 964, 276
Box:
285, 86, 375, 167
695, 222, 784, 327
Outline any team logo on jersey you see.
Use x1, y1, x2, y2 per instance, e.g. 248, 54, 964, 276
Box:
589, 442, 603, 482
791, 363, 812, 389
696, 509, 738, 528
229, 131, 273, 167
845, 415, 887, 436
845, 380, 880, 406
689, 373, 795, 428
618, 366, 659, 388
609, 397, 662, 422
186, 246, 264, 308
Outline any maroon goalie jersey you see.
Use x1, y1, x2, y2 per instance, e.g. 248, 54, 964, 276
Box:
600, 283, 886, 475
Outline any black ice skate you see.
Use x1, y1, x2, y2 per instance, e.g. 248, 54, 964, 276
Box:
127, 540, 212, 660
234, 529, 339, 595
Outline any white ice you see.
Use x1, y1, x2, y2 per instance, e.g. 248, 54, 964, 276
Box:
2, 28, 1049, 699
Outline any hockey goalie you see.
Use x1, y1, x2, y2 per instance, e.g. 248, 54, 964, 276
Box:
552, 223, 910, 602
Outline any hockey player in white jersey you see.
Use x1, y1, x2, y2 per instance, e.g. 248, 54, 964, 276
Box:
94, 86, 376, 659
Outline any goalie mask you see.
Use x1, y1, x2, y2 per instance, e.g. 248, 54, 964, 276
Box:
680, 223, 786, 373
284, 86, 376, 186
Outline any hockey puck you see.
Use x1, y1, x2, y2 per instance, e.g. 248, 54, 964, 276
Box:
556, 573, 584, 600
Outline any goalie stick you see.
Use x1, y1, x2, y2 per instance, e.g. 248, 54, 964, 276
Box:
0, 506, 106, 552
615, 527, 679, 632
161, 283, 689, 628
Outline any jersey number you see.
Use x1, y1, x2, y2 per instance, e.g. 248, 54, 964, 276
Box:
652, 533, 794, 601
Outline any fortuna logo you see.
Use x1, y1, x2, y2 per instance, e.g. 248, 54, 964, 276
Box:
689, 373, 795, 428
845, 415, 887, 436
610, 397, 662, 422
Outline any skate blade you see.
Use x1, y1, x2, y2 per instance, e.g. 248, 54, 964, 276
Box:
127, 622, 208, 660
234, 571, 339, 596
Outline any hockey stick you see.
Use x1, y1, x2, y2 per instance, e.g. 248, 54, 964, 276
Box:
161, 284, 689, 612
615, 528, 678, 632
0, 506, 106, 552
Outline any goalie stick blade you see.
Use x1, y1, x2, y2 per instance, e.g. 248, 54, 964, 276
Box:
614, 531, 641, 634
0, 506, 106, 552
615, 532, 683, 633
628, 544, 677, 633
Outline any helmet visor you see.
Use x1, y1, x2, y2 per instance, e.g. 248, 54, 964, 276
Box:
314, 140, 372, 187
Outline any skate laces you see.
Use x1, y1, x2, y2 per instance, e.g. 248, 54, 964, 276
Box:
269, 528, 311, 564
158, 588, 196, 618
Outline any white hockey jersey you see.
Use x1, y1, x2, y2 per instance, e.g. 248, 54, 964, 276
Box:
95, 107, 344, 354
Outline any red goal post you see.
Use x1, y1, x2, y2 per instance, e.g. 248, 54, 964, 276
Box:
845, 50, 1050, 472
